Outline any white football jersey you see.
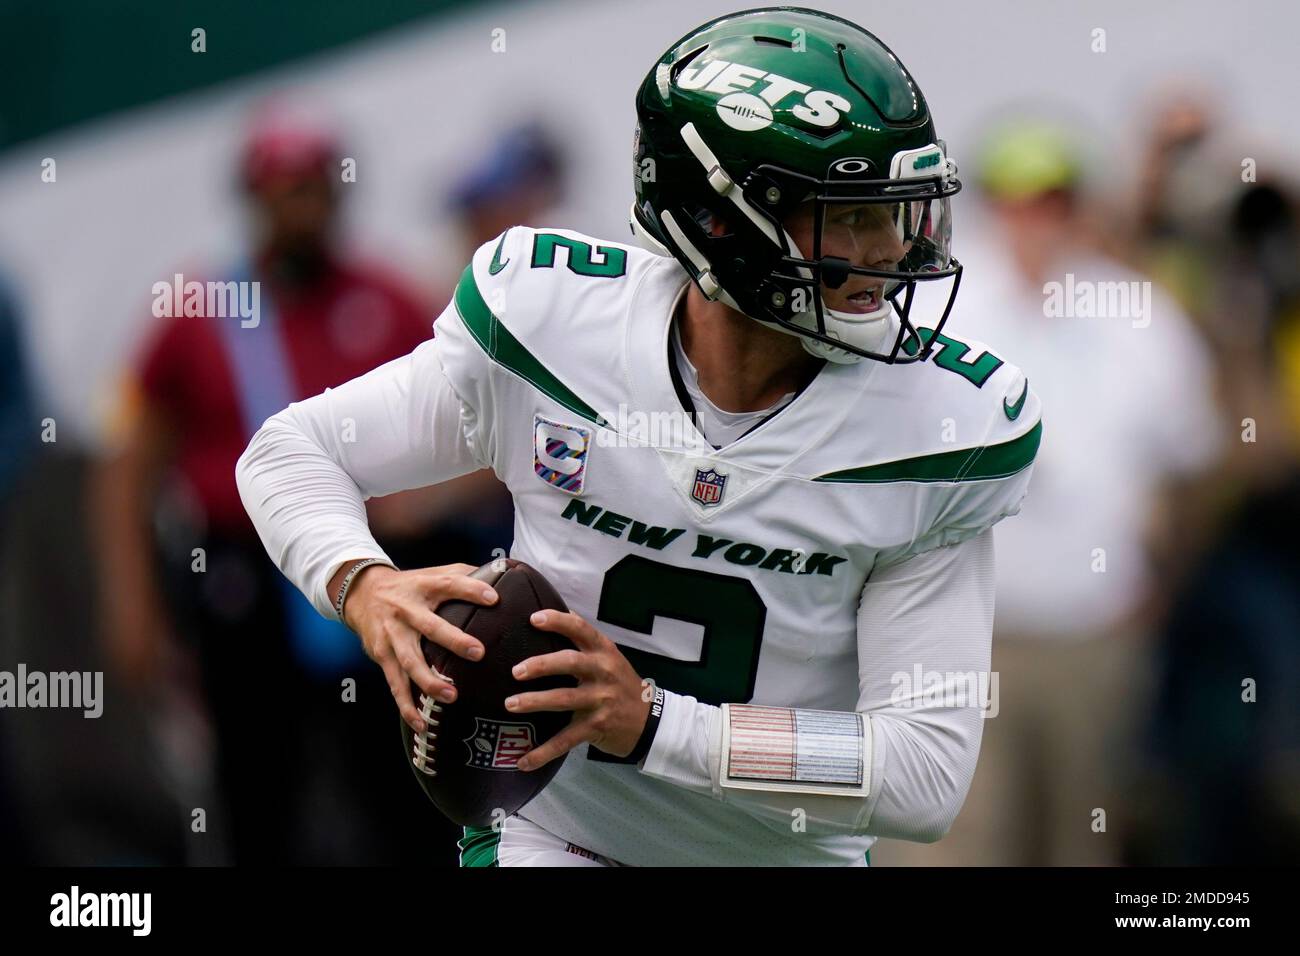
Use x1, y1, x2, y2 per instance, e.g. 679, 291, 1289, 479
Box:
428, 225, 1041, 865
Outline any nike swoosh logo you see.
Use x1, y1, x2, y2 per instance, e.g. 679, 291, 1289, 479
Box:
488, 229, 511, 275
1003, 378, 1029, 421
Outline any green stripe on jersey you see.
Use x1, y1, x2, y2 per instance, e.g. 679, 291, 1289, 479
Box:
458, 825, 501, 867
814, 420, 1042, 484
453, 266, 606, 427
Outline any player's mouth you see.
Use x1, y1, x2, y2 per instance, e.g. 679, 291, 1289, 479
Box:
837, 285, 884, 315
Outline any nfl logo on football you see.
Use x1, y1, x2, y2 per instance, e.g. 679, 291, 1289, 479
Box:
465, 718, 537, 771
692, 467, 727, 507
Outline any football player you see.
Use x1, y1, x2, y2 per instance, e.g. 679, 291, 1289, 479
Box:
237, 7, 1042, 866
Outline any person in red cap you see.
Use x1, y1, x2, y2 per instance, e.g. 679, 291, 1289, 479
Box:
91, 102, 476, 864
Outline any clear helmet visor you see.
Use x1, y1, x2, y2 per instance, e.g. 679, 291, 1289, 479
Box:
809, 193, 953, 305
777, 187, 957, 363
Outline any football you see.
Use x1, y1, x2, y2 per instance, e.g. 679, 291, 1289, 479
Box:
401, 558, 577, 827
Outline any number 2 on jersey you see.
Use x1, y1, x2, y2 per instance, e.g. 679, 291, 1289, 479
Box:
595, 555, 767, 706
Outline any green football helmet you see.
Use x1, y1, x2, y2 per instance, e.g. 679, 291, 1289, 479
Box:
632, 7, 962, 364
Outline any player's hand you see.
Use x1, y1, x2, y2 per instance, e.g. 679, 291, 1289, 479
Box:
342, 562, 498, 733
506, 610, 652, 770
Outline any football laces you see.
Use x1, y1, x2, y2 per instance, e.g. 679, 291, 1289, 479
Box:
411, 663, 454, 777
411, 692, 443, 777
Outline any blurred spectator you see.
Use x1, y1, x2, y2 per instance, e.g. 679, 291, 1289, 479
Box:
1, 270, 196, 866
1131, 470, 1300, 863
446, 122, 565, 252
89, 102, 465, 864
1127, 181, 1300, 864
1130, 90, 1234, 328
0, 270, 36, 864
0, 273, 35, 503
876, 119, 1225, 866
1129, 93, 1300, 470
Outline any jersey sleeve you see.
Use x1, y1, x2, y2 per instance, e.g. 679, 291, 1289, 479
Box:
854, 528, 996, 841
429, 227, 537, 475
235, 331, 483, 617
883, 360, 1043, 566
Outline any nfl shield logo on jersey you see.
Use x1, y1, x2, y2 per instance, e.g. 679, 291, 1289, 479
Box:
464, 718, 537, 771
691, 467, 727, 507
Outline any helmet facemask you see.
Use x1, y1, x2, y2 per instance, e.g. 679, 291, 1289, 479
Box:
775, 150, 962, 363
661, 139, 963, 365
748, 145, 961, 366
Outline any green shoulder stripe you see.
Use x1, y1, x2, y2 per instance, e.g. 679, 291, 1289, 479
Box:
814, 420, 1042, 484
453, 265, 606, 427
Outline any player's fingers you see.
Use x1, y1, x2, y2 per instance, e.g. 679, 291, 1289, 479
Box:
390, 624, 458, 702
417, 570, 499, 610
512, 648, 592, 682
413, 611, 485, 663
529, 609, 604, 650
517, 723, 592, 772
378, 655, 425, 733
398, 601, 484, 662
505, 686, 592, 715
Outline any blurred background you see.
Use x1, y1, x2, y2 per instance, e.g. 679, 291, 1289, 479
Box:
0, 0, 1296, 865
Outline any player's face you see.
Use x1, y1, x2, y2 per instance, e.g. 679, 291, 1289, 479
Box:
784, 201, 911, 314
250, 171, 337, 253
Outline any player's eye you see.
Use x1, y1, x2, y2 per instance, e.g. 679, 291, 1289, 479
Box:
831, 207, 866, 227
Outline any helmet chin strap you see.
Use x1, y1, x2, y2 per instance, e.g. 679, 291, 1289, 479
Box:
794, 308, 895, 363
